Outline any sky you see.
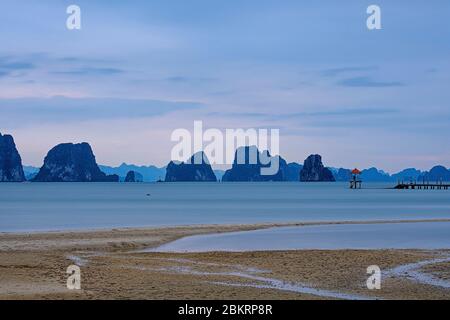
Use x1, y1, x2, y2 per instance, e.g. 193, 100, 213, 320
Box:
0, 0, 449, 172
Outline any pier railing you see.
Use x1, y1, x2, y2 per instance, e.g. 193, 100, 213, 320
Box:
394, 181, 449, 190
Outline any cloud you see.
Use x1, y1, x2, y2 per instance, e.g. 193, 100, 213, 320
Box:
208, 107, 398, 120
166, 76, 189, 83
165, 76, 218, 84
207, 112, 267, 118
0, 61, 34, 71
286, 107, 398, 118
337, 77, 404, 88
0, 56, 35, 77
0, 96, 204, 128
0, 53, 126, 79
56, 56, 120, 64
320, 66, 404, 88
425, 68, 438, 74
321, 66, 378, 77
51, 67, 125, 76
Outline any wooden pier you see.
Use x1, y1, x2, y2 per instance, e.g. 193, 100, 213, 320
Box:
350, 179, 362, 189
394, 182, 449, 190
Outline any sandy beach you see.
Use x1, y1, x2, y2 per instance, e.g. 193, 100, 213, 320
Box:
1, 220, 450, 300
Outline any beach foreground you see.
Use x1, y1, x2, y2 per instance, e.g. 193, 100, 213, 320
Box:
1, 221, 449, 300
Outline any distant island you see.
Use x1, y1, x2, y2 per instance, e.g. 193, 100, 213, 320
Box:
99, 163, 165, 182
0, 132, 26, 182
165, 152, 217, 182
124, 170, 144, 183
31, 142, 119, 182
222, 146, 299, 182
1, 132, 449, 183
300, 154, 335, 182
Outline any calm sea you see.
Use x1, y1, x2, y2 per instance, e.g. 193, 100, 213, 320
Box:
1, 182, 450, 232
148, 222, 450, 252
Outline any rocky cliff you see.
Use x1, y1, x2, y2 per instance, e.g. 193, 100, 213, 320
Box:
300, 154, 335, 182
391, 168, 422, 182
124, 170, 143, 182
32, 143, 119, 182
360, 167, 391, 182
0, 132, 26, 182
421, 165, 450, 182
165, 152, 217, 182
222, 146, 291, 181
99, 163, 165, 182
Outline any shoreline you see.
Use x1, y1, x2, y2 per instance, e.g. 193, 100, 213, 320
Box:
3, 217, 450, 238
1, 219, 450, 300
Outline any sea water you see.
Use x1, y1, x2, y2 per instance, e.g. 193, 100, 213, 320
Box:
147, 222, 450, 252
1, 182, 449, 232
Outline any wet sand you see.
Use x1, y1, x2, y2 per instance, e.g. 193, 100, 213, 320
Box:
1, 220, 450, 300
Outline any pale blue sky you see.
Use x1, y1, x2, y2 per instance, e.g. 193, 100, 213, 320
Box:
0, 0, 449, 172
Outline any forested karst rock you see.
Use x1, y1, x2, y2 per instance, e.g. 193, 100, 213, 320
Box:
0, 132, 26, 182
300, 154, 335, 182
165, 152, 217, 182
124, 170, 143, 182
222, 146, 291, 182
33, 143, 119, 182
